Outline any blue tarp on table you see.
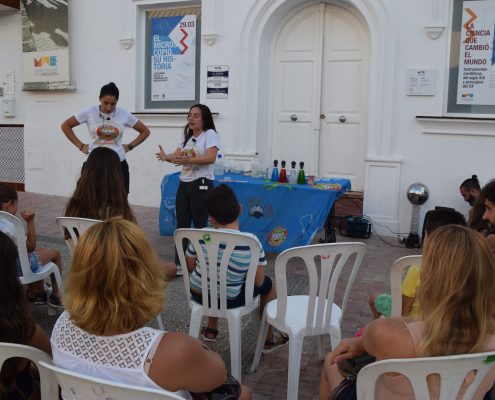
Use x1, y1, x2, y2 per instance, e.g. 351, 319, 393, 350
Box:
159, 172, 351, 253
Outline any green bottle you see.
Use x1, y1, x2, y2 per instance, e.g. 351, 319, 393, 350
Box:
297, 161, 306, 184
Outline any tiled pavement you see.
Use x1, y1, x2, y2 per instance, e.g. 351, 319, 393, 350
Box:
18, 191, 421, 400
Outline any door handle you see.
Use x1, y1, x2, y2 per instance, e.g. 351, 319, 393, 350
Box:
339, 115, 346, 123
290, 114, 298, 121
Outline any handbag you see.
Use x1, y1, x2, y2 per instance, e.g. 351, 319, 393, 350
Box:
190, 374, 242, 400
329, 354, 376, 400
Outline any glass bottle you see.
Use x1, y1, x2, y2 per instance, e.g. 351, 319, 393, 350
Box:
279, 160, 288, 183
288, 161, 297, 184
297, 161, 306, 184
271, 160, 279, 182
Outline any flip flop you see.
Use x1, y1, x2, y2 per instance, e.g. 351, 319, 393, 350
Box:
263, 332, 289, 354
201, 327, 219, 343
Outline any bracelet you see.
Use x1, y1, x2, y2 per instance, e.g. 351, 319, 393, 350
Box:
79, 143, 84, 151
128, 143, 134, 151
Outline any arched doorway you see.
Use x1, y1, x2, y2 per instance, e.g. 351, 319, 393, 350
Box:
269, 2, 369, 190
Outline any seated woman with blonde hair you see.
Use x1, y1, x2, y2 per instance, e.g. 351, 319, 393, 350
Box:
320, 225, 495, 400
50, 218, 251, 399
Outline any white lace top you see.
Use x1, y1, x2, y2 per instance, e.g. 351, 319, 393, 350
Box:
51, 311, 192, 400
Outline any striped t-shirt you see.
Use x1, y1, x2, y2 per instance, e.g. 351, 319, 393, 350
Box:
186, 228, 267, 299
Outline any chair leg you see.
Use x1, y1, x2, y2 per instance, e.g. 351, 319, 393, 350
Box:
226, 315, 242, 383
188, 308, 202, 338
316, 335, 326, 360
156, 315, 164, 331
287, 334, 304, 400
330, 326, 342, 350
250, 311, 269, 373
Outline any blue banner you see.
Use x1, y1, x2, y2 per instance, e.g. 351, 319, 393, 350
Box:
159, 173, 351, 253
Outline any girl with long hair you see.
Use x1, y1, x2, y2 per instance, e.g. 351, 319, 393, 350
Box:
320, 225, 495, 400
64, 146, 135, 222
0, 231, 51, 400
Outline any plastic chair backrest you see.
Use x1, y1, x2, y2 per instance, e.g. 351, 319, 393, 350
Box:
174, 228, 261, 312
56, 217, 101, 255
0, 210, 37, 281
389, 255, 422, 317
39, 361, 184, 400
0, 342, 57, 400
356, 351, 495, 400
274, 242, 366, 332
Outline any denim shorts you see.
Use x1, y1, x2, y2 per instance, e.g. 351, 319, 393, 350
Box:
190, 275, 273, 309
16, 252, 42, 277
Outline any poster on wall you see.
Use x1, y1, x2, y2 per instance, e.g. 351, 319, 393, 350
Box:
151, 15, 196, 101
21, 0, 71, 91
457, 0, 495, 105
207, 65, 229, 99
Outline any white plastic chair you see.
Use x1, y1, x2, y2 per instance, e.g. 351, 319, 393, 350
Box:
174, 228, 262, 382
0, 211, 64, 315
0, 342, 57, 400
55, 216, 165, 331
56, 216, 101, 256
251, 242, 366, 400
356, 351, 495, 400
39, 360, 184, 400
390, 255, 422, 317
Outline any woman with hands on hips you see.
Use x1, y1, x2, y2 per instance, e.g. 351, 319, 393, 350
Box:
156, 104, 219, 270
320, 225, 495, 400
61, 82, 150, 193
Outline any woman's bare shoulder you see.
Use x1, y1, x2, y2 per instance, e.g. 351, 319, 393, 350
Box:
363, 317, 417, 359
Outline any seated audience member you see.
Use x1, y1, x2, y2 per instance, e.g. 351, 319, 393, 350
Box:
0, 183, 63, 309
321, 225, 495, 400
481, 179, 495, 249
51, 218, 251, 400
368, 209, 466, 319
64, 147, 176, 279
0, 232, 52, 400
460, 174, 482, 224
185, 185, 288, 351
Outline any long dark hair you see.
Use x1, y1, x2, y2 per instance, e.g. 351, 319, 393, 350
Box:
64, 147, 135, 222
182, 104, 216, 147
0, 232, 35, 392
99, 82, 119, 100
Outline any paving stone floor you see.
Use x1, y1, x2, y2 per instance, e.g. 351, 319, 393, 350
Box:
18, 191, 421, 400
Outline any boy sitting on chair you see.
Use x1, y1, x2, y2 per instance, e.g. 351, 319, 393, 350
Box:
368, 208, 466, 319
185, 184, 288, 352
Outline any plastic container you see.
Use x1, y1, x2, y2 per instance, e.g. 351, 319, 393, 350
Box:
251, 152, 263, 178
214, 154, 224, 176
288, 161, 297, 184
271, 160, 279, 182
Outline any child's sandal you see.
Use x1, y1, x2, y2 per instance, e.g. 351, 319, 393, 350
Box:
263, 332, 289, 354
201, 327, 219, 343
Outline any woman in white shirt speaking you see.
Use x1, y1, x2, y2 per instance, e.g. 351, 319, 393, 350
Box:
156, 104, 219, 272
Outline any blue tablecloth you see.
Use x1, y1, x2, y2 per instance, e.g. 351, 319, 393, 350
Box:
159, 172, 351, 252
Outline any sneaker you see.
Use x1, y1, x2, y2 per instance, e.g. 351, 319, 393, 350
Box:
48, 294, 64, 310
27, 291, 48, 305
263, 332, 289, 354
176, 264, 183, 277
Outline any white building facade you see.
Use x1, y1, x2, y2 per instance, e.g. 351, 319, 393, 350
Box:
0, 0, 493, 235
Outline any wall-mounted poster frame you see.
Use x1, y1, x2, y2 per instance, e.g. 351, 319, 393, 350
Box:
447, 0, 495, 115
21, 0, 71, 91
144, 6, 201, 110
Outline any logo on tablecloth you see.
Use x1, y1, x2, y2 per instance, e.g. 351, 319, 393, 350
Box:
268, 226, 288, 247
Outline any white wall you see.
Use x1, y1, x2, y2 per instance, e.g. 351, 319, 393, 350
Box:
1, 0, 494, 234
